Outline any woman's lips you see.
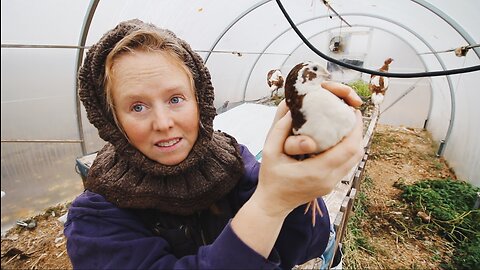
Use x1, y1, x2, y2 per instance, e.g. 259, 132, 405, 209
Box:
155, 138, 181, 148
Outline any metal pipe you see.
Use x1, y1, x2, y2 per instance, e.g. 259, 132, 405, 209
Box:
1, 44, 90, 49
411, 0, 480, 59
74, 0, 100, 155
243, 20, 431, 121
1, 139, 83, 143
204, 0, 271, 63
276, 13, 455, 157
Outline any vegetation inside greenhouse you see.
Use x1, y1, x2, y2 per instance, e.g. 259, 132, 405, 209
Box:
2, 123, 478, 269
342, 125, 479, 269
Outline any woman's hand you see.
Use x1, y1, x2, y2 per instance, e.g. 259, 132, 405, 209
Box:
282, 81, 363, 155
256, 82, 365, 216
230, 82, 364, 258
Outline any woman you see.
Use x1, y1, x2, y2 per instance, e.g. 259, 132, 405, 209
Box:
64, 19, 364, 269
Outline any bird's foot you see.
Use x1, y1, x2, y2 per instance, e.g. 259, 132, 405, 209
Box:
304, 200, 323, 226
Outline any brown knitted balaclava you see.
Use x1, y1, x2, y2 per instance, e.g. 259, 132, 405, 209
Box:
78, 19, 244, 215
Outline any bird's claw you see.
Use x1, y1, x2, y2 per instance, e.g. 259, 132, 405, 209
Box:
304, 200, 323, 226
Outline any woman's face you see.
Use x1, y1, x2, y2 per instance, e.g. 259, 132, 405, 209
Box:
111, 51, 199, 166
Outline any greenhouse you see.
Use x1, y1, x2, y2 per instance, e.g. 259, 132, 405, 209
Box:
1, 0, 479, 269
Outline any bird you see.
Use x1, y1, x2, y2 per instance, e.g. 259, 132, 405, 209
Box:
284, 61, 357, 226
267, 69, 284, 97
369, 58, 393, 107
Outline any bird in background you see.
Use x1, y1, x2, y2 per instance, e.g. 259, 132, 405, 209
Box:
284, 61, 357, 226
267, 69, 284, 97
369, 58, 394, 107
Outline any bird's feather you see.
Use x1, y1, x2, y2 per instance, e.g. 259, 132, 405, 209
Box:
369, 58, 393, 106
285, 61, 356, 153
283, 61, 357, 226
267, 69, 284, 97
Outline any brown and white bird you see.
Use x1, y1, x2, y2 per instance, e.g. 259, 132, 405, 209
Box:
267, 69, 284, 97
285, 61, 357, 226
369, 58, 393, 106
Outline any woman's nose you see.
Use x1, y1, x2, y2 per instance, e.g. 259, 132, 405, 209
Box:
152, 107, 174, 131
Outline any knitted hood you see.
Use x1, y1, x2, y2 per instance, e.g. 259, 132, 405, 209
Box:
78, 19, 243, 215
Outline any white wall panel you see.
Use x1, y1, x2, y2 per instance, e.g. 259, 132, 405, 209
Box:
1, 0, 89, 44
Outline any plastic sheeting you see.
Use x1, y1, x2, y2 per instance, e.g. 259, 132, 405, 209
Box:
1, 0, 479, 233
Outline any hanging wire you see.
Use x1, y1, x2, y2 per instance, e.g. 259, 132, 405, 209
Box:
276, 0, 480, 78
418, 44, 480, 55
453, 57, 468, 94
338, 12, 343, 38
1, 44, 90, 49
195, 50, 290, 56
322, 0, 352, 27
1, 44, 290, 56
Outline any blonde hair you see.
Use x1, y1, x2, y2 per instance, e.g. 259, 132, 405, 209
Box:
104, 28, 196, 128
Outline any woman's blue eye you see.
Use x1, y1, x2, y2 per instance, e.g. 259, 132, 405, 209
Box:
132, 104, 144, 112
170, 96, 183, 104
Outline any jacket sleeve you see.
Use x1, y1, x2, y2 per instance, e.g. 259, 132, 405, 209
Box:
64, 191, 280, 270
237, 145, 331, 270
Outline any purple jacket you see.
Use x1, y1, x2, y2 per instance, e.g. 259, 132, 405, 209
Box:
64, 145, 330, 269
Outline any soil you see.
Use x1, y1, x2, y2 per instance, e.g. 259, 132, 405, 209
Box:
343, 124, 457, 269
1, 204, 72, 269
0, 124, 458, 269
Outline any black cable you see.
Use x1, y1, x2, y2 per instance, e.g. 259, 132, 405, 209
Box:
276, 0, 480, 78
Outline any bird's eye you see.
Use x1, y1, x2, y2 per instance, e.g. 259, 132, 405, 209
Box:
313, 66, 318, 71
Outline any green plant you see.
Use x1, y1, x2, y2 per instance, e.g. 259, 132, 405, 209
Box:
362, 175, 374, 189
449, 237, 480, 269
400, 179, 480, 269
433, 160, 444, 170
343, 176, 377, 269
348, 79, 371, 98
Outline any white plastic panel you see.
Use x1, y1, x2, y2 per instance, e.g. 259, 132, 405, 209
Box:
1, 49, 79, 140
1, 0, 89, 44
1, 0, 480, 234
84, 0, 262, 50
435, 55, 480, 186
213, 103, 277, 158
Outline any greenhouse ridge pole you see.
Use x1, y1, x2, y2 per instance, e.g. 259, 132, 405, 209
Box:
75, 0, 100, 155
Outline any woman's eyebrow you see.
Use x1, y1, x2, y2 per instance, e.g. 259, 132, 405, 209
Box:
120, 93, 145, 101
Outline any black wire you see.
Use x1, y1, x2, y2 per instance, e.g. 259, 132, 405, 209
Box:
276, 0, 480, 78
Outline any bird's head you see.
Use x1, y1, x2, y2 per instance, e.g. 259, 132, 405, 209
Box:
267, 69, 281, 81
301, 61, 331, 83
380, 58, 394, 72
267, 69, 284, 89
286, 61, 331, 95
